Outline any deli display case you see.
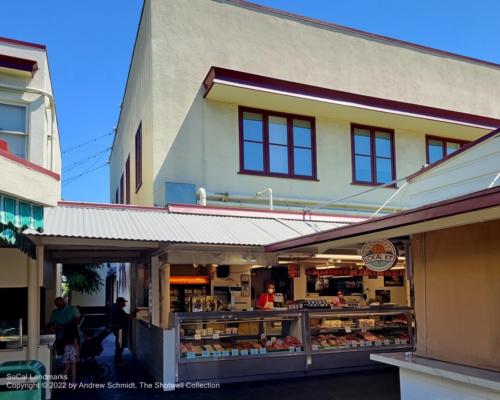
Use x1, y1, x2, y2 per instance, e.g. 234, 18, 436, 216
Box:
173, 310, 307, 383
0, 319, 22, 351
306, 307, 414, 372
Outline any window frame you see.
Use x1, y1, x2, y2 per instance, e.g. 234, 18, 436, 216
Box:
425, 135, 469, 164
125, 154, 131, 204
351, 123, 396, 187
0, 102, 29, 159
238, 106, 317, 181
135, 123, 143, 192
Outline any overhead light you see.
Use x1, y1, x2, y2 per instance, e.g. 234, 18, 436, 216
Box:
313, 254, 405, 261
241, 252, 257, 263
250, 265, 266, 269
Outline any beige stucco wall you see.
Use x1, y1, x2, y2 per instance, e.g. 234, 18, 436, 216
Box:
109, 1, 154, 206
112, 0, 500, 210
412, 220, 500, 371
0, 40, 61, 205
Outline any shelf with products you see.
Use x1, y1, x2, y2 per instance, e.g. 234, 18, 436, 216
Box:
308, 307, 413, 354
174, 311, 305, 363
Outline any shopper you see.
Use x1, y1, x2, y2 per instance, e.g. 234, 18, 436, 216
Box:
256, 282, 276, 310
62, 322, 79, 384
47, 297, 80, 355
110, 297, 137, 365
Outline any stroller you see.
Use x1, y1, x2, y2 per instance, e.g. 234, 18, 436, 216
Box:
77, 326, 112, 382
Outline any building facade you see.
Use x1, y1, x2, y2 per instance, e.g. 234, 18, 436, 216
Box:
109, 0, 500, 215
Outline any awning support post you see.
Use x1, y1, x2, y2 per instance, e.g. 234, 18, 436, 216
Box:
27, 245, 43, 359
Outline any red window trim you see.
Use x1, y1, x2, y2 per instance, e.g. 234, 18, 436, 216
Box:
125, 154, 131, 204
238, 106, 318, 181
351, 123, 396, 187
135, 123, 143, 192
425, 134, 469, 164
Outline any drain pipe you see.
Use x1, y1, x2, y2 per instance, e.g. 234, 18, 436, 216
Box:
197, 187, 207, 206
256, 188, 273, 210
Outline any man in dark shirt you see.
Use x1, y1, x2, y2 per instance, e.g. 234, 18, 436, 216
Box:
110, 297, 137, 365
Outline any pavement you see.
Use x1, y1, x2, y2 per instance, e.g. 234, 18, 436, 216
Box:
52, 335, 401, 400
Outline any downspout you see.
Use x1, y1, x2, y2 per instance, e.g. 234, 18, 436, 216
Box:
197, 187, 207, 206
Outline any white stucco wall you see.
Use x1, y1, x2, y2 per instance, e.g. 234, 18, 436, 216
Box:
111, 0, 500, 211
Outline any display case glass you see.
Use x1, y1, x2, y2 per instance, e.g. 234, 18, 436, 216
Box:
308, 308, 413, 352
0, 319, 22, 350
175, 311, 305, 362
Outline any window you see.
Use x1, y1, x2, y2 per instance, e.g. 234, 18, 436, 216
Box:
426, 135, 468, 164
125, 155, 131, 204
119, 173, 124, 204
135, 123, 142, 191
239, 107, 316, 179
351, 124, 395, 185
115, 188, 119, 204
0, 103, 27, 159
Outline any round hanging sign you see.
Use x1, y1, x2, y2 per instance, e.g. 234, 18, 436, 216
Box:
361, 239, 398, 272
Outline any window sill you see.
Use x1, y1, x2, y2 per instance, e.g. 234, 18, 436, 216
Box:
351, 181, 397, 189
238, 170, 319, 182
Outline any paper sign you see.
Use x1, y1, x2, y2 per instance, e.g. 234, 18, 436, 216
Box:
374, 340, 382, 347
384, 339, 391, 345
351, 341, 358, 347
194, 334, 201, 340
266, 340, 273, 346
212, 333, 220, 339
288, 346, 296, 352
345, 325, 352, 333
231, 349, 239, 356
201, 351, 210, 357
271, 337, 277, 343
360, 324, 367, 333
240, 349, 249, 356
295, 347, 302, 353
359, 340, 365, 346
365, 341, 373, 347
250, 348, 259, 355
259, 347, 267, 354
395, 338, 401, 345
261, 333, 267, 340
312, 344, 319, 351
187, 352, 196, 359
222, 350, 230, 357
213, 351, 221, 357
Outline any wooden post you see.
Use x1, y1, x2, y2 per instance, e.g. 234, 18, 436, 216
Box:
27, 245, 43, 359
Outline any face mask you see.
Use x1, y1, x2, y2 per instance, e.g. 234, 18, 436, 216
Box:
268, 288, 274, 294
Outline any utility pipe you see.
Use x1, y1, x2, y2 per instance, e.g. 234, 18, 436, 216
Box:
197, 187, 207, 206
256, 188, 273, 210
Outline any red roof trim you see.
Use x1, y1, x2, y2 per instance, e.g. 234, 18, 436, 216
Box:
0, 54, 38, 76
167, 203, 365, 222
57, 201, 168, 212
408, 127, 500, 181
0, 36, 46, 51
0, 149, 60, 181
226, 0, 500, 70
265, 186, 500, 252
204, 67, 500, 129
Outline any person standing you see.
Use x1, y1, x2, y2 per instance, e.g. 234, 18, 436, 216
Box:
256, 282, 276, 310
47, 297, 80, 355
110, 297, 137, 366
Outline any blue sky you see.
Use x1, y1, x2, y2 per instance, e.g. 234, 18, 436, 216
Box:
1, 0, 499, 203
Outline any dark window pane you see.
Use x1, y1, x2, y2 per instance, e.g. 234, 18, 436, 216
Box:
243, 112, 263, 142
355, 155, 372, 182
446, 142, 460, 155
269, 144, 288, 174
294, 147, 312, 176
354, 129, 371, 155
375, 131, 391, 158
268, 116, 287, 145
243, 141, 264, 171
428, 139, 443, 163
376, 158, 392, 183
293, 119, 311, 148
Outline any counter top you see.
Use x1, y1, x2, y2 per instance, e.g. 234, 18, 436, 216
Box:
371, 353, 500, 392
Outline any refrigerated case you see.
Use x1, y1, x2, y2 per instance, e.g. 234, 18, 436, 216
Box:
307, 307, 414, 372
0, 319, 22, 350
174, 310, 306, 383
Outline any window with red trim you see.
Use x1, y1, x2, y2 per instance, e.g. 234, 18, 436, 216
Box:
135, 123, 142, 191
426, 135, 468, 164
351, 124, 395, 185
125, 155, 131, 204
239, 107, 316, 179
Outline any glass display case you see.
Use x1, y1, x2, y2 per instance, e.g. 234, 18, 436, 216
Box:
173, 310, 307, 383
309, 308, 413, 351
0, 319, 22, 350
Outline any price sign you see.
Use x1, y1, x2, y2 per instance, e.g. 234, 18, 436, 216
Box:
395, 338, 401, 345
240, 349, 249, 356
359, 340, 365, 347
288, 346, 296, 353
250, 348, 259, 355
374, 340, 382, 347
351, 341, 358, 348
259, 347, 267, 354
271, 337, 277, 343
201, 351, 210, 358
312, 344, 319, 351
212, 333, 220, 339
231, 349, 239, 356
365, 341, 373, 347
194, 334, 201, 340
187, 352, 196, 359
213, 351, 221, 357
345, 325, 352, 333
401, 338, 408, 344
384, 339, 391, 345
360, 324, 367, 333
261, 333, 267, 340
295, 347, 302, 353
222, 350, 230, 357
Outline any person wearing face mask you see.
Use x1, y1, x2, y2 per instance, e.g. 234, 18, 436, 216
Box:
256, 282, 276, 310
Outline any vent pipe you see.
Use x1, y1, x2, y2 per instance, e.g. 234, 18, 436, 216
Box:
197, 187, 207, 206
256, 188, 273, 210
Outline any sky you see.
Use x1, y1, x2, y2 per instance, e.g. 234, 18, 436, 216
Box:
1, 0, 499, 203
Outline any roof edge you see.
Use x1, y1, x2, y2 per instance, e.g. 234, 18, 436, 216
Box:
225, 0, 500, 70
0, 36, 46, 51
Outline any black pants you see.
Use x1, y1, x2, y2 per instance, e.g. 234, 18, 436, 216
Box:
113, 331, 125, 364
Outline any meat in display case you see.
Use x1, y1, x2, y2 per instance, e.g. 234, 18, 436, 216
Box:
307, 307, 414, 372
173, 310, 306, 383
